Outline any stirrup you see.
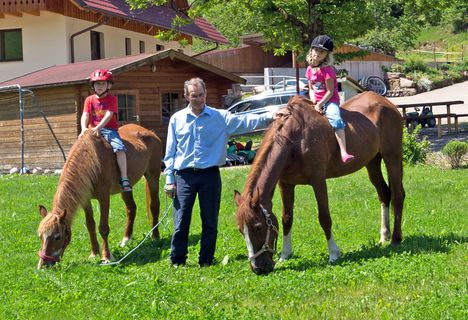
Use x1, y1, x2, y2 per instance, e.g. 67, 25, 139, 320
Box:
119, 178, 132, 192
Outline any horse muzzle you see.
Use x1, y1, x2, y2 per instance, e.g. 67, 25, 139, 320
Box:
250, 259, 275, 275
37, 250, 61, 269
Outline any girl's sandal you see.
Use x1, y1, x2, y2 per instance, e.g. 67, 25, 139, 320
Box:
120, 178, 132, 192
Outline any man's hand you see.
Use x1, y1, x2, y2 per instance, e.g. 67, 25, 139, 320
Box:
164, 183, 176, 198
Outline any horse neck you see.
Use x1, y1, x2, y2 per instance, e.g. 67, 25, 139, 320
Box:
52, 136, 100, 224
52, 173, 88, 225
246, 139, 291, 210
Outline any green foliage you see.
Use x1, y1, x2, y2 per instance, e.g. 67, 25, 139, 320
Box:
402, 125, 431, 165
0, 166, 467, 318
442, 140, 468, 168
402, 55, 427, 73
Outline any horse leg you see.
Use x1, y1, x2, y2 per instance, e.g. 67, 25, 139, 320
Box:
278, 181, 295, 261
83, 201, 100, 258
120, 191, 137, 247
312, 179, 341, 262
382, 156, 405, 245
365, 155, 392, 243
144, 173, 161, 239
97, 194, 114, 263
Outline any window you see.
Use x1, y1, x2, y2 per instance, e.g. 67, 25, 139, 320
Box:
156, 44, 164, 51
139, 41, 145, 53
0, 29, 23, 62
125, 38, 131, 56
90, 31, 104, 60
162, 92, 183, 124
116, 93, 137, 122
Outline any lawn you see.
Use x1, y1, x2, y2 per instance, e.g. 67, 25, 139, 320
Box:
0, 165, 466, 319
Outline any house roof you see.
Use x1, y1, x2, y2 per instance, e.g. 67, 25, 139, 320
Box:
75, 0, 228, 44
0, 50, 245, 90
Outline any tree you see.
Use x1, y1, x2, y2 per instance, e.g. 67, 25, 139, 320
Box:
126, 0, 462, 56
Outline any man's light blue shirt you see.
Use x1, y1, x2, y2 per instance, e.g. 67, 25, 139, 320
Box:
164, 105, 273, 184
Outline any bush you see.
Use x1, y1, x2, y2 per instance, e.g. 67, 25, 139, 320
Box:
442, 140, 468, 168
403, 55, 427, 73
402, 125, 431, 165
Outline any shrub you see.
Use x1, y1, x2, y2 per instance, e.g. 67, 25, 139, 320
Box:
403, 55, 427, 73
442, 140, 468, 168
402, 125, 431, 165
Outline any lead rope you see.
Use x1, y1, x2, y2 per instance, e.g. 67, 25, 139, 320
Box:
100, 196, 173, 266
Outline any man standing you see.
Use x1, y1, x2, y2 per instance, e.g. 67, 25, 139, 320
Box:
164, 77, 282, 267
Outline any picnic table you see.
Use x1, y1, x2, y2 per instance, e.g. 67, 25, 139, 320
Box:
397, 100, 466, 138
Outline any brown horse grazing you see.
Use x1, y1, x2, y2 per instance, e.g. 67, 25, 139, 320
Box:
37, 124, 163, 268
234, 92, 405, 274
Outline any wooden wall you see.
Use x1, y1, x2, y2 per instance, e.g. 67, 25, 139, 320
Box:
197, 46, 292, 73
0, 60, 234, 172
0, 86, 79, 172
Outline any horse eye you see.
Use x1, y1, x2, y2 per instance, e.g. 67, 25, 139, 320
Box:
54, 234, 62, 241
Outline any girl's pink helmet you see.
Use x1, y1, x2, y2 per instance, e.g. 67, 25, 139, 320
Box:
89, 69, 113, 83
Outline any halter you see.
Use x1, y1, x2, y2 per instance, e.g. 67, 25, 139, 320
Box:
248, 205, 278, 261
38, 217, 71, 264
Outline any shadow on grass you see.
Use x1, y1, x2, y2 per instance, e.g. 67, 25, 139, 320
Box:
341, 233, 467, 263
110, 234, 201, 266
273, 233, 466, 272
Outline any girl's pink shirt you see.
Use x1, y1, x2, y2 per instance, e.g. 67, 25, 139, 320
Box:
305, 65, 340, 105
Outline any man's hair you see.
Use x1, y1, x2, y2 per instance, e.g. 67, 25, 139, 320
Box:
184, 77, 206, 96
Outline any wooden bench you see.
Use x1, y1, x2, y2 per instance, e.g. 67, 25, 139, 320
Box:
398, 100, 465, 138
404, 113, 457, 138
454, 114, 468, 133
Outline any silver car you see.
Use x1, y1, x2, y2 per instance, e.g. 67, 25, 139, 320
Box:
227, 89, 307, 115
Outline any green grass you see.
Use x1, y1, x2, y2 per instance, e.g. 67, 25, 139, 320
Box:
397, 26, 468, 63
0, 165, 467, 319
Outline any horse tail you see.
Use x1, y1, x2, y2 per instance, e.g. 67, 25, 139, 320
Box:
142, 133, 162, 238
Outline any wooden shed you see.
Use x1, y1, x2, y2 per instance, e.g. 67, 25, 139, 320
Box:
0, 49, 245, 172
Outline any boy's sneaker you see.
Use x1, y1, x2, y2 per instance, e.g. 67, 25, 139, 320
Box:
119, 178, 132, 192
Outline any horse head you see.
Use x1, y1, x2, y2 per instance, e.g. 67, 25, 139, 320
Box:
37, 205, 71, 269
234, 189, 278, 275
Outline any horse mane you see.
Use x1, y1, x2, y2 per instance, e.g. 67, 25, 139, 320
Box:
52, 131, 103, 221
243, 95, 311, 198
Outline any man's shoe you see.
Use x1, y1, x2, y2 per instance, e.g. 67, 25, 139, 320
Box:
171, 262, 185, 268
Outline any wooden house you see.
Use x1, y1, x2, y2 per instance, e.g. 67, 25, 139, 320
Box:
197, 34, 401, 80
0, 50, 245, 172
0, 0, 228, 82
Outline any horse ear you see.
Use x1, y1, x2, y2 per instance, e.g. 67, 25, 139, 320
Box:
250, 188, 260, 208
39, 205, 48, 218
234, 190, 243, 207
58, 209, 67, 221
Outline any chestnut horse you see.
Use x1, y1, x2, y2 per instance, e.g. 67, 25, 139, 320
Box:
234, 92, 405, 274
37, 124, 163, 268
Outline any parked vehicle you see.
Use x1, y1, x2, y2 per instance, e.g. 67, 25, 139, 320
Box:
227, 89, 307, 115
405, 106, 436, 129
271, 78, 308, 91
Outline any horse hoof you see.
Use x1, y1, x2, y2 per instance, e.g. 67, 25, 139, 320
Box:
279, 252, 293, 261
88, 253, 98, 259
120, 236, 132, 247
329, 251, 341, 263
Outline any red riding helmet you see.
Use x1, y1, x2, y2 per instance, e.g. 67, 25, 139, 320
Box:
89, 69, 113, 83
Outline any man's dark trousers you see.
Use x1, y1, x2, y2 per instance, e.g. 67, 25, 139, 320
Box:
171, 167, 221, 265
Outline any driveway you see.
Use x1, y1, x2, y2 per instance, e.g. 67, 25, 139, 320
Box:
387, 80, 467, 152
388, 80, 467, 115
